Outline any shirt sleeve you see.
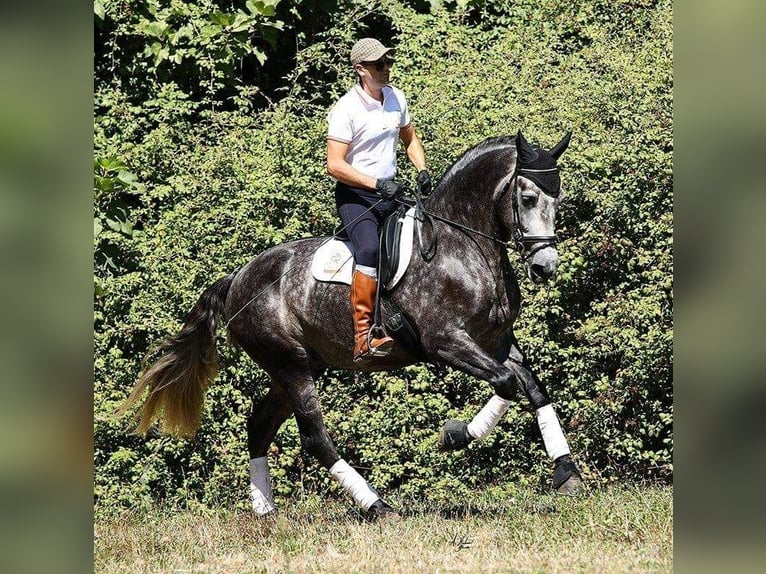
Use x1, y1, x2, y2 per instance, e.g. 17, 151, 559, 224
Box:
327, 102, 353, 143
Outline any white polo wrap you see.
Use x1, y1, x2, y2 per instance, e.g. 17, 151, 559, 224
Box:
536, 404, 571, 460
329, 459, 380, 510
467, 394, 512, 440
249, 457, 276, 515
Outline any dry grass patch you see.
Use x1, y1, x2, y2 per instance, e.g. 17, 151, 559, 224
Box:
95, 484, 672, 573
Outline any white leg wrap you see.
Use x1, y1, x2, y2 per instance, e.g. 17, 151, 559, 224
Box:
249, 457, 276, 515
467, 395, 512, 440
536, 404, 571, 461
329, 459, 380, 510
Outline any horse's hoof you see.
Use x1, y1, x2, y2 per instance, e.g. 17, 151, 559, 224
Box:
438, 419, 473, 451
368, 499, 401, 521
552, 455, 583, 496
556, 474, 583, 496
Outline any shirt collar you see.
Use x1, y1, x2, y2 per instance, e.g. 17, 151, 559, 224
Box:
354, 84, 392, 110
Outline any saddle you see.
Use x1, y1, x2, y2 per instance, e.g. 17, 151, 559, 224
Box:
379, 203, 411, 288
310, 205, 417, 290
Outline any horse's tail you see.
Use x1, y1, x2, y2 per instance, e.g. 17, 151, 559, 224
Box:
115, 272, 236, 438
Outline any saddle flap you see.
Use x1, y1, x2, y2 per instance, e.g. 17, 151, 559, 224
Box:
382, 206, 416, 291
379, 204, 406, 286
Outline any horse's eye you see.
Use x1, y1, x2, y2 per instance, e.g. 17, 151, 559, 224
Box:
521, 191, 538, 208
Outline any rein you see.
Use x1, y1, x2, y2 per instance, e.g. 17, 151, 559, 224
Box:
398, 196, 505, 246
225, 163, 560, 327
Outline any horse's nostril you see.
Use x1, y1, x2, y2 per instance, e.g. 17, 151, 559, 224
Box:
531, 263, 548, 278
530, 263, 556, 283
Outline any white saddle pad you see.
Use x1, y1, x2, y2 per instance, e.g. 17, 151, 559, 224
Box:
311, 240, 355, 284
311, 207, 416, 289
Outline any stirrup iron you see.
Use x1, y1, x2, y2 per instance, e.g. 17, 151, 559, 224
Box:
365, 325, 393, 356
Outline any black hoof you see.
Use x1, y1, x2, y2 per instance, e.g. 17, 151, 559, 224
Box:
438, 419, 473, 451
552, 455, 583, 495
367, 499, 401, 521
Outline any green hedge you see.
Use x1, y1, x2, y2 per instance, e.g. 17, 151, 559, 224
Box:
94, 0, 672, 514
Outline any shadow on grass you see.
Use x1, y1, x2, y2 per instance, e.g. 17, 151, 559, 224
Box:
336, 498, 563, 523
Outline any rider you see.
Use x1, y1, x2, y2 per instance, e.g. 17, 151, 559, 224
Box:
327, 37, 432, 362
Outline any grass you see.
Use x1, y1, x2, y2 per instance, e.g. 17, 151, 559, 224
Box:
94, 484, 672, 573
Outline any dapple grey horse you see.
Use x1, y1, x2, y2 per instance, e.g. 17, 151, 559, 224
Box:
118, 131, 582, 517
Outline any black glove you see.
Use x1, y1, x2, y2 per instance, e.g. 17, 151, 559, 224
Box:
375, 179, 403, 200
417, 169, 432, 196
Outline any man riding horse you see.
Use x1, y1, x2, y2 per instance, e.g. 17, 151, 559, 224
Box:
117, 37, 582, 518
326, 37, 432, 362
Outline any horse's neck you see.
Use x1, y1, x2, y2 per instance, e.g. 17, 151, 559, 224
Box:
425, 154, 515, 240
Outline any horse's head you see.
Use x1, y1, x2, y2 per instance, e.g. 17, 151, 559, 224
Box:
509, 130, 571, 284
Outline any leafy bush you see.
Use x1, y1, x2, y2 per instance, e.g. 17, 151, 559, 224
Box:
94, 0, 672, 514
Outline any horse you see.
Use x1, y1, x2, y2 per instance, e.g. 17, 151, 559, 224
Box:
117, 130, 582, 517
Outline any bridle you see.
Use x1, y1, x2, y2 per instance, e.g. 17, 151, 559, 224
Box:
509, 167, 560, 260
397, 165, 560, 262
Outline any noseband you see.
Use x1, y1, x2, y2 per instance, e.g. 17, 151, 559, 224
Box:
509, 167, 559, 261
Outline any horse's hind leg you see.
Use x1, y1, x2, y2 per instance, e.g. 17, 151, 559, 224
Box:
247, 385, 293, 515
276, 361, 397, 517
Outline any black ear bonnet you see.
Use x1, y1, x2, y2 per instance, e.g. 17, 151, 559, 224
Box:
515, 131, 571, 197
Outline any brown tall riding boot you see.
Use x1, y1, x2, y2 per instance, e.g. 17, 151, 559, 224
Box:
351, 270, 394, 361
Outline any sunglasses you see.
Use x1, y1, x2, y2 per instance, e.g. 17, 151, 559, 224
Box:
362, 57, 394, 71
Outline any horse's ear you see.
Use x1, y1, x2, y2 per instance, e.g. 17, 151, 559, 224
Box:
550, 131, 572, 160
516, 130, 537, 164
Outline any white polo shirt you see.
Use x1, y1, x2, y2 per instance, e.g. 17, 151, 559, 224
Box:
327, 84, 411, 181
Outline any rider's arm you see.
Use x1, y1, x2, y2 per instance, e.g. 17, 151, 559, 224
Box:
327, 138, 378, 191
399, 123, 427, 173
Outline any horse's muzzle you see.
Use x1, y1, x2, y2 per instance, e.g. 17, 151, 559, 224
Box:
527, 247, 558, 283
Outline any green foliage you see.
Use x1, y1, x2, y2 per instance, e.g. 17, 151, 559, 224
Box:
94, 0, 672, 514
96, 0, 287, 110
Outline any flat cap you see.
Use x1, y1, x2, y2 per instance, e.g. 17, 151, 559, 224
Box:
350, 38, 395, 65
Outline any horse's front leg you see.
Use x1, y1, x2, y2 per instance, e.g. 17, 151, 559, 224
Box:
435, 335, 582, 494
504, 343, 582, 494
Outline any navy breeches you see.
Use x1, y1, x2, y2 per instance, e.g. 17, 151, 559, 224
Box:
335, 182, 395, 268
